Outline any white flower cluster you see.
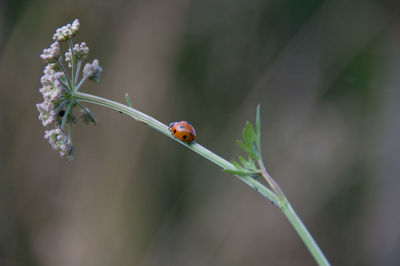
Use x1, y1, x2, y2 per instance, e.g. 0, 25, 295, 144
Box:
37, 63, 71, 157
40, 42, 60, 62
36, 64, 64, 126
53, 19, 80, 41
37, 19, 101, 159
44, 128, 72, 157
65, 42, 89, 67
83, 59, 102, 82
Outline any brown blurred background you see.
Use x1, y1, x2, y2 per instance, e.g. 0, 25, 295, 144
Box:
1, 0, 400, 265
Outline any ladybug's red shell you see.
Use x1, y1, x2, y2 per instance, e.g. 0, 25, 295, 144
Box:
169, 121, 196, 143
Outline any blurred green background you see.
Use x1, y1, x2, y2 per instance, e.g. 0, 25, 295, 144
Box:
1, 0, 399, 265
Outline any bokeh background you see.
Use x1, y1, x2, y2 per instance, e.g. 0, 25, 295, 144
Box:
1, 0, 400, 265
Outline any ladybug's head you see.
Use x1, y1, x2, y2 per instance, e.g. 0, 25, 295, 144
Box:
168, 121, 177, 129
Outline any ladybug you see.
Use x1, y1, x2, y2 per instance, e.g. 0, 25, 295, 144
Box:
169, 121, 196, 143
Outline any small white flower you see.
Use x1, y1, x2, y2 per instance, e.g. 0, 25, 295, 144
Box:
52, 19, 80, 41
37, 64, 64, 128
71, 19, 80, 33
83, 59, 102, 82
65, 42, 89, 67
37, 102, 56, 126
41, 65, 64, 85
39, 84, 62, 102
44, 128, 72, 157
40, 42, 60, 62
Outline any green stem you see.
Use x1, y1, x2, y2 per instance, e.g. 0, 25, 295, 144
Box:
68, 120, 73, 144
68, 39, 75, 88
56, 57, 72, 90
281, 203, 330, 266
75, 73, 90, 92
258, 159, 286, 204
259, 156, 330, 265
74, 91, 329, 265
75, 91, 278, 205
61, 101, 72, 131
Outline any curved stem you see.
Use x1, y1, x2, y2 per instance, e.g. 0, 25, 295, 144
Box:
258, 159, 287, 205
68, 120, 73, 144
258, 160, 329, 265
281, 203, 330, 266
75, 91, 279, 206
74, 91, 329, 265
61, 101, 72, 131
75, 74, 90, 92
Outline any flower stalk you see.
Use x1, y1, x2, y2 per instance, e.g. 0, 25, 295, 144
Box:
75, 91, 279, 205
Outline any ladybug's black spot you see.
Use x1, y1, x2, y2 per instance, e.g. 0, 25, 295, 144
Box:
180, 125, 185, 129
173, 129, 176, 133
59, 110, 65, 117
183, 135, 187, 139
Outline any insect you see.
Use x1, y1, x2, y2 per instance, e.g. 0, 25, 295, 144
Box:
169, 121, 196, 143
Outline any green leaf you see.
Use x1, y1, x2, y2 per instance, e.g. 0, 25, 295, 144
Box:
231, 160, 244, 170
242, 126, 250, 146
251, 143, 261, 160
246, 121, 256, 145
223, 168, 256, 176
232, 105, 264, 174
247, 155, 256, 169
237, 140, 251, 153
239, 155, 247, 166
238, 155, 256, 171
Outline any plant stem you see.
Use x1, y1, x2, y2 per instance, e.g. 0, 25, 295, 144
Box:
258, 159, 286, 204
75, 91, 278, 205
75, 91, 329, 265
61, 101, 72, 131
68, 39, 75, 88
75, 73, 90, 92
281, 202, 330, 266
259, 156, 330, 265
56, 57, 72, 90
